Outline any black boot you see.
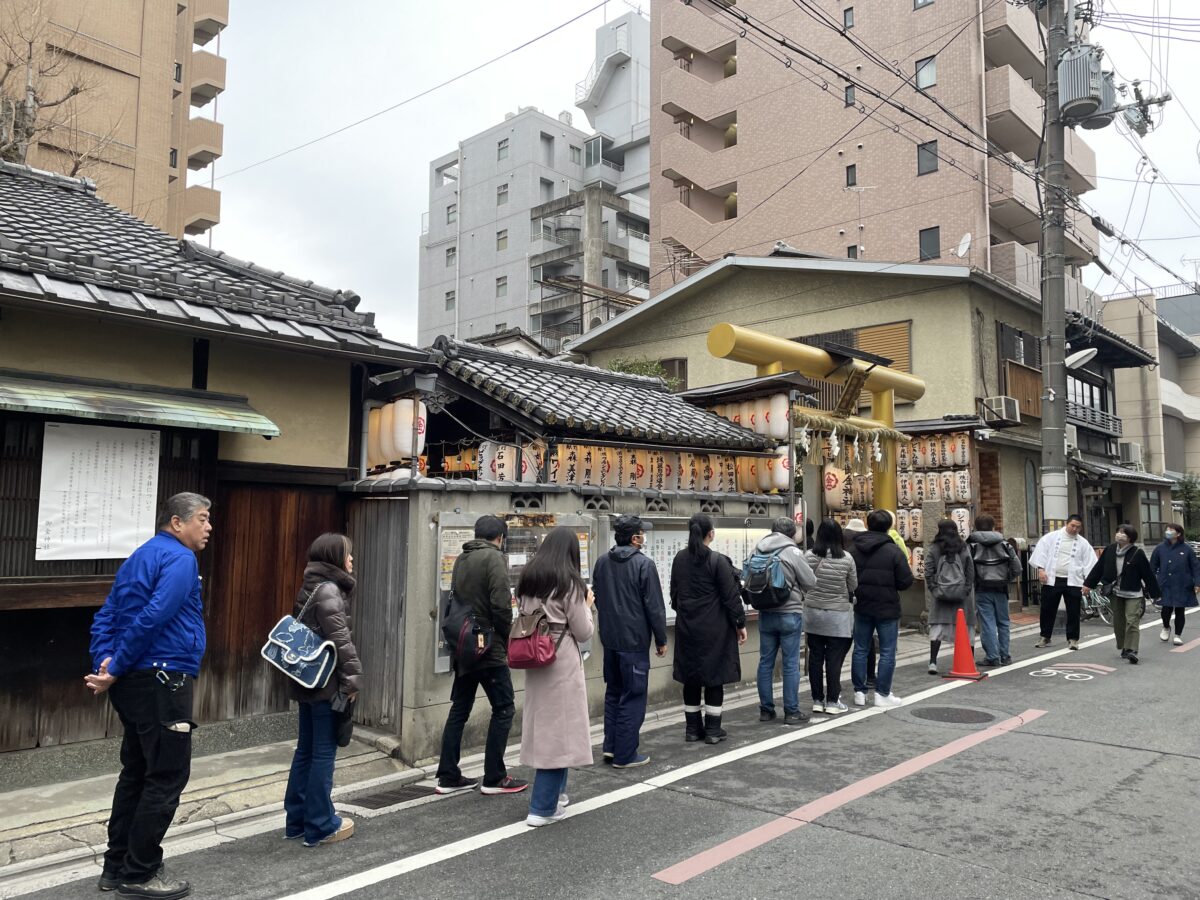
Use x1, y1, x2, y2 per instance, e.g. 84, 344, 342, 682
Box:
703, 713, 726, 744
684, 710, 705, 743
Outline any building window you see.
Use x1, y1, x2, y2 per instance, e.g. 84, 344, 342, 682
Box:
495, 322, 507, 332
496, 229, 508, 251
497, 138, 509, 160
843, 6, 854, 28
917, 141, 939, 175
844, 84, 856, 107
446, 203, 457, 224
845, 164, 857, 187
585, 136, 602, 166
847, 244, 859, 259
660, 358, 689, 391
173, 61, 182, 83
915, 0, 934, 7
1141, 489, 1163, 541
570, 144, 582, 164
915, 55, 937, 89
497, 183, 509, 205
918, 226, 940, 260
444, 290, 456, 311
168, 148, 178, 168
446, 246, 456, 266
496, 275, 507, 298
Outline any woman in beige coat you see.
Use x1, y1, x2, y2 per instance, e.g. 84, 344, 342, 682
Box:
516, 527, 594, 827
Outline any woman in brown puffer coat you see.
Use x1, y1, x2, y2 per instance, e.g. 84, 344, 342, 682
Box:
283, 533, 363, 848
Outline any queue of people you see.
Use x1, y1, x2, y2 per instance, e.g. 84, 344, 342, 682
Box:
85, 496, 1194, 896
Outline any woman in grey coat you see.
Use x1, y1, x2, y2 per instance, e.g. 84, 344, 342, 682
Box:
924, 519, 975, 674
804, 519, 858, 714
515, 527, 594, 827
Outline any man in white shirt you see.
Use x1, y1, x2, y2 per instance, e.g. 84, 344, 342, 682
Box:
1029, 514, 1096, 650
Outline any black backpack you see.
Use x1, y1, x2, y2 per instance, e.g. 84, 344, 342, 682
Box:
440, 590, 494, 670
971, 540, 1019, 585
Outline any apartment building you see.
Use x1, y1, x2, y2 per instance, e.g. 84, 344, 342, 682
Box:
651, 0, 1099, 301
1, 0, 227, 236
417, 12, 651, 350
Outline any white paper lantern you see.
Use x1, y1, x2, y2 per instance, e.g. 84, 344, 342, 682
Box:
391, 399, 414, 460
367, 407, 383, 470
752, 397, 769, 436
940, 470, 955, 502
771, 447, 791, 491
937, 435, 954, 469
896, 508, 910, 541
722, 456, 738, 493
912, 546, 925, 580
910, 508, 924, 542
740, 401, 757, 434
926, 471, 942, 502
952, 432, 971, 467
951, 507, 971, 539
768, 393, 790, 440
897, 439, 911, 471
478, 441, 497, 482
955, 469, 972, 502
554, 444, 579, 486
518, 443, 541, 483
577, 446, 598, 486
898, 472, 914, 508
824, 466, 848, 511
378, 402, 398, 464
415, 401, 428, 457
694, 454, 713, 492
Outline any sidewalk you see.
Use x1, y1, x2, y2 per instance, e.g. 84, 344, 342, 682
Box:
0, 619, 1039, 897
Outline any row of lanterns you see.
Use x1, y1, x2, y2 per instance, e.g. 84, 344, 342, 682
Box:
365, 399, 429, 473
897, 433, 971, 470
709, 394, 791, 441
897, 469, 973, 506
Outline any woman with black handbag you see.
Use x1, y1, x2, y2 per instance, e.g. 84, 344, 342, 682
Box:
283, 533, 363, 847
1084, 524, 1160, 663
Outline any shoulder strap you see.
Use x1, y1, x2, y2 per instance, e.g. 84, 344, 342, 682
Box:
297, 581, 333, 624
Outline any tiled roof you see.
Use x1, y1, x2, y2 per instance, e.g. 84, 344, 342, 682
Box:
1066, 310, 1156, 367
0, 162, 424, 362
433, 337, 769, 451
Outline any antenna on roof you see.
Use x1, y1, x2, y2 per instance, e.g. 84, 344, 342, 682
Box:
954, 233, 972, 260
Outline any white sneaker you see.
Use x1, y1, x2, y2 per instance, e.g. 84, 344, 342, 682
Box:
557, 793, 569, 809
874, 692, 903, 709
526, 808, 568, 827
853, 691, 867, 707
825, 699, 849, 715
1160, 627, 1171, 642
1173, 635, 1184, 646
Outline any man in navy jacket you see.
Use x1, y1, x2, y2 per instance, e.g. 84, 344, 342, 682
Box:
86, 493, 212, 900
592, 515, 667, 768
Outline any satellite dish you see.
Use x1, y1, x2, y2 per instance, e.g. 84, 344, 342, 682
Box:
954, 233, 972, 259
1065, 348, 1099, 370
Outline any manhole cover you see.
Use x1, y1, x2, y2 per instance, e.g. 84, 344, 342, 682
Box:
910, 706, 996, 725
349, 784, 436, 809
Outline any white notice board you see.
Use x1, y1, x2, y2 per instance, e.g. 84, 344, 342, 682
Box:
35, 423, 160, 560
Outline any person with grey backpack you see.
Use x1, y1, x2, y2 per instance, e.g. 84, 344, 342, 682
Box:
923, 520, 975, 675
967, 515, 1022, 666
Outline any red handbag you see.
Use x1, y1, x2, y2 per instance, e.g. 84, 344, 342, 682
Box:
507, 607, 570, 669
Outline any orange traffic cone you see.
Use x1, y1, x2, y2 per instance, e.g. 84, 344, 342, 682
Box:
944, 607, 987, 681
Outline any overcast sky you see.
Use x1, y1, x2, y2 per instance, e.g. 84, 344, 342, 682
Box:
207, 0, 1199, 345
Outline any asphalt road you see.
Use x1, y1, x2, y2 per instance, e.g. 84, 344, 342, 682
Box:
24, 609, 1200, 900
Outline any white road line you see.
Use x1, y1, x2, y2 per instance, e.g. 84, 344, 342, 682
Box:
279, 610, 1196, 900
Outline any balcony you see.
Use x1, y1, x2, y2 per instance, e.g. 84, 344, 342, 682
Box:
186, 117, 223, 170
1067, 401, 1123, 436
1065, 208, 1100, 265
990, 241, 1041, 298
660, 65, 742, 124
192, 0, 228, 46
987, 154, 1039, 232
1064, 128, 1098, 194
190, 50, 226, 108
583, 157, 625, 190
182, 184, 221, 235
985, 66, 1043, 160
983, 1, 1043, 88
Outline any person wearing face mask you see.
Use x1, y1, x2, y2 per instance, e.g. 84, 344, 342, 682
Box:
1084, 525, 1160, 664
1150, 523, 1200, 646
1029, 514, 1096, 650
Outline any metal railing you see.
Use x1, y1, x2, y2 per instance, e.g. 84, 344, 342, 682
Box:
1066, 401, 1123, 436
576, 24, 631, 102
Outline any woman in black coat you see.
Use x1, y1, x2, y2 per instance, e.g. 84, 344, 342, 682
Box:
670, 513, 747, 745
1083, 524, 1160, 664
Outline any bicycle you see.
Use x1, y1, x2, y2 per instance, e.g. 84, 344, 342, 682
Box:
1082, 583, 1146, 625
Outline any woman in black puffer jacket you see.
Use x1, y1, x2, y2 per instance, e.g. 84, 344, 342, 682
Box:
283, 533, 363, 848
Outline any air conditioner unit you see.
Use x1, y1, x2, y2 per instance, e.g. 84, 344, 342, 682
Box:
1119, 441, 1143, 466
983, 395, 1021, 425
1064, 423, 1079, 453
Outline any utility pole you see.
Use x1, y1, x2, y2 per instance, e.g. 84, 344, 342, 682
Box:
1041, 0, 1070, 531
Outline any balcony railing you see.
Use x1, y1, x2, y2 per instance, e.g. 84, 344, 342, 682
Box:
1066, 401, 1123, 436
576, 23, 631, 103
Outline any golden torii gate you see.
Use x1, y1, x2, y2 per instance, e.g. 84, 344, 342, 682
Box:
708, 323, 927, 513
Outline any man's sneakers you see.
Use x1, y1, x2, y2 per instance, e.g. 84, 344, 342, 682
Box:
612, 754, 651, 768
1127, 651, 1139, 664
303, 817, 355, 848
1000, 655, 1013, 665
927, 662, 939, 675
874, 692, 903, 709
525, 808, 567, 827
435, 776, 479, 795
1120, 648, 1131, 659
602, 751, 614, 764
99, 871, 121, 892
853, 691, 868, 707
758, 707, 776, 722
480, 776, 528, 795
1035, 637, 1051, 648
1068, 639, 1080, 651
1160, 627, 1171, 642
981, 658, 1001, 667
824, 699, 849, 715
1174, 635, 1185, 646
115, 867, 191, 899
783, 710, 809, 726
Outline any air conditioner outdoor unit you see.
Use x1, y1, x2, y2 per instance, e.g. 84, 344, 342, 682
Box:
1064, 424, 1079, 453
1119, 441, 1143, 466
983, 395, 1021, 424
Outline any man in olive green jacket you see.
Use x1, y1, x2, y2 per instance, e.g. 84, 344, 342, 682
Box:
435, 515, 527, 796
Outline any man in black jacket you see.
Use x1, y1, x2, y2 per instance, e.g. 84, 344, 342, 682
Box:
849, 510, 914, 709
435, 515, 527, 796
967, 515, 1022, 667
593, 515, 667, 768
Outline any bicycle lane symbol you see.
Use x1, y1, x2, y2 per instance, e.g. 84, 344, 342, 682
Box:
1029, 663, 1117, 681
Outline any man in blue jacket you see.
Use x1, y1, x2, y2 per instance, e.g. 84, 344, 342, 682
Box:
592, 515, 667, 768
85, 493, 212, 900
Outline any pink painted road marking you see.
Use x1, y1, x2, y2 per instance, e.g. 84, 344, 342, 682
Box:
652, 708, 1048, 886
1170, 635, 1200, 653
1048, 663, 1117, 673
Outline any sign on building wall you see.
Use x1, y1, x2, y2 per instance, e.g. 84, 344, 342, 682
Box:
35, 423, 160, 560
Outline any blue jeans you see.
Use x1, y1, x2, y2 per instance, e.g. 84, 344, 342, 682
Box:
284, 701, 341, 843
602, 648, 649, 765
976, 591, 1011, 661
851, 614, 899, 696
757, 611, 802, 714
529, 768, 569, 817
